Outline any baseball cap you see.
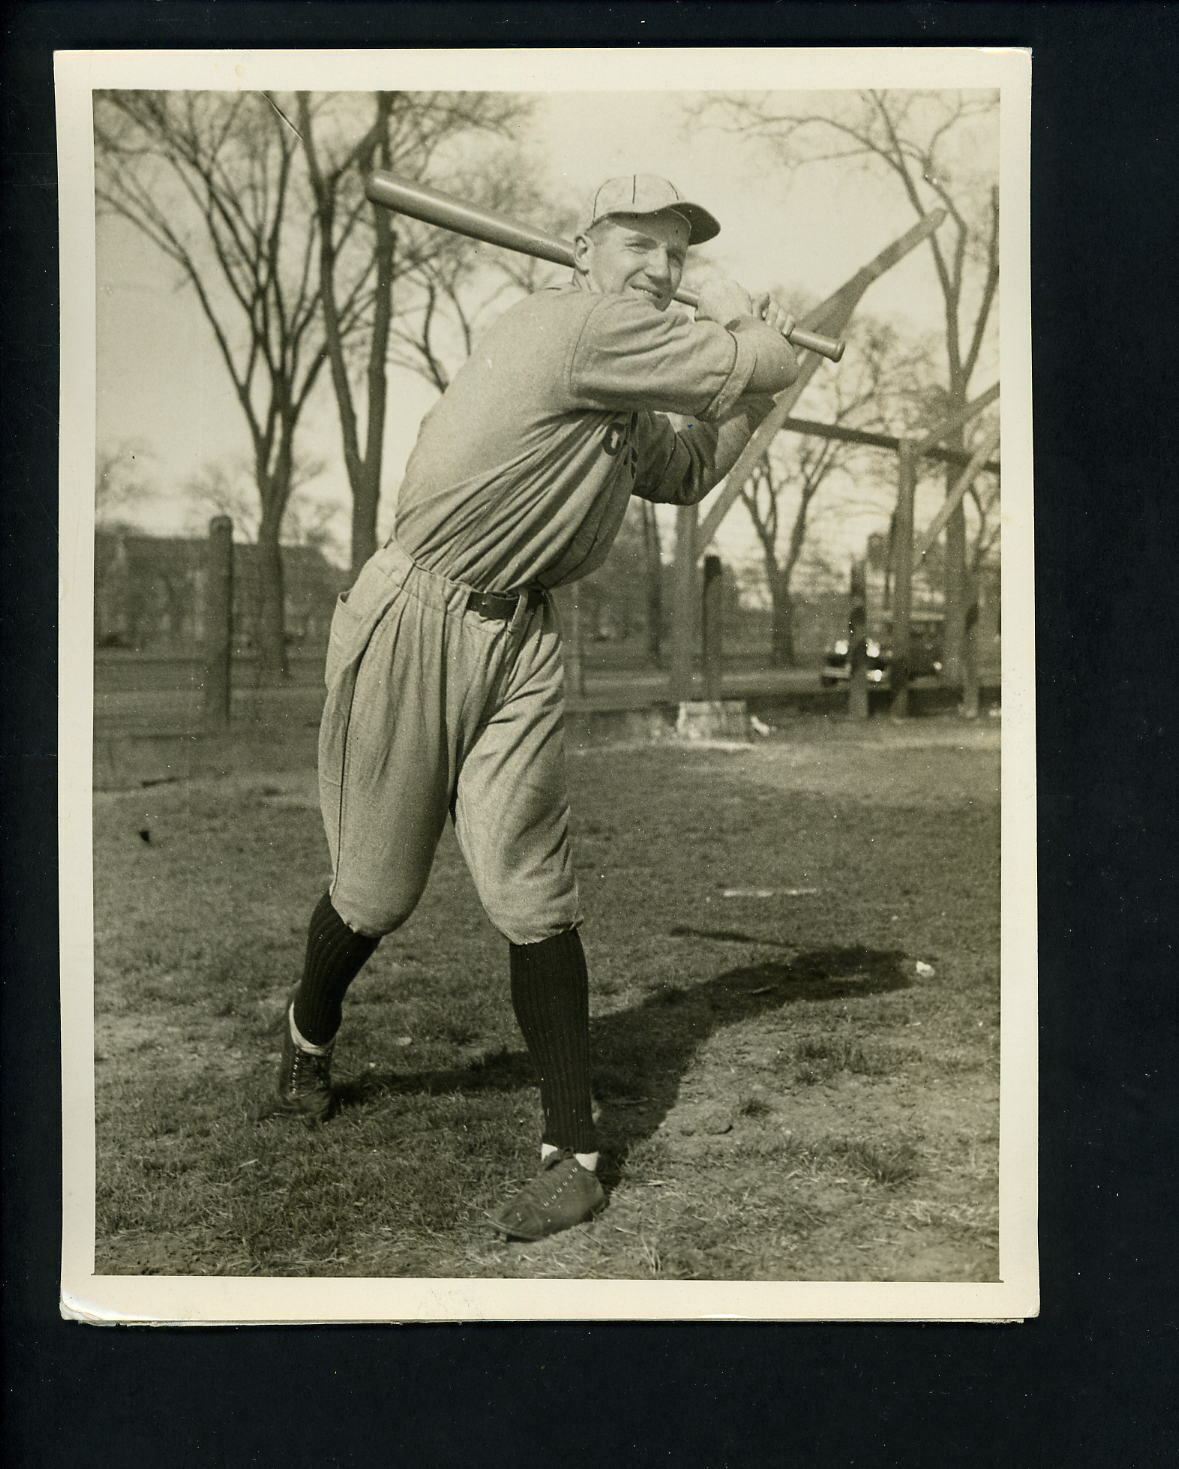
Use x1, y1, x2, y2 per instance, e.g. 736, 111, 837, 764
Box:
579, 174, 721, 245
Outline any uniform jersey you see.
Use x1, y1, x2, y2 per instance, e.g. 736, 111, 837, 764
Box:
394, 285, 763, 593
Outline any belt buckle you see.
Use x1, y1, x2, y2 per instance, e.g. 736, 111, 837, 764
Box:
470, 589, 503, 619
468, 585, 540, 631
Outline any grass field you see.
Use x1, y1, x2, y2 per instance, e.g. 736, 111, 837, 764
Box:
93, 715, 1000, 1281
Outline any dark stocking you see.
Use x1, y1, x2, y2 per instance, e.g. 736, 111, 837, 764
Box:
291, 892, 380, 1046
508, 928, 598, 1154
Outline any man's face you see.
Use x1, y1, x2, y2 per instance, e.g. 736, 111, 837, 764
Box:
574, 211, 691, 311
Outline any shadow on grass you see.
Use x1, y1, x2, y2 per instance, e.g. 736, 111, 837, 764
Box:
335, 944, 910, 1184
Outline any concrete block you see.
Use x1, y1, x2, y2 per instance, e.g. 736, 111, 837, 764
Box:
675, 700, 751, 741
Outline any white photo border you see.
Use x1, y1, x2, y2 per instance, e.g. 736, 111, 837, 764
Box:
58, 44, 1036, 1324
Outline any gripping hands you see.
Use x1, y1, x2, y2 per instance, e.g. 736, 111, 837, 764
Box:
696, 277, 800, 395
695, 278, 796, 342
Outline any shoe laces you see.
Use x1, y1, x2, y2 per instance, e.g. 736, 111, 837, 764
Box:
529, 1152, 591, 1198
288, 1044, 332, 1090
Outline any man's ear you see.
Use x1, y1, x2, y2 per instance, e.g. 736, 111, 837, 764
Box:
571, 232, 592, 277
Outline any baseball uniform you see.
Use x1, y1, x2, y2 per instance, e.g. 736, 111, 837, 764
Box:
273, 174, 801, 1241
319, 284, 773, 943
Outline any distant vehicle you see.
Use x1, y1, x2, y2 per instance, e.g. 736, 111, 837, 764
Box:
821, 615, 944, 687
821, 635, 888, 686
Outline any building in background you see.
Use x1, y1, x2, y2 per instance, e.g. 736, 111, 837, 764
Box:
95, 530, 347, 655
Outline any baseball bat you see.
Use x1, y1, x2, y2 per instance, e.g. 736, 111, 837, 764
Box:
366, 169, 846, 363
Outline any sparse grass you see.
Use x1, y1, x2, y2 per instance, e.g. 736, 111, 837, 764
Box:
92, 718, 1001, 1281
828, 1138, 923, 1187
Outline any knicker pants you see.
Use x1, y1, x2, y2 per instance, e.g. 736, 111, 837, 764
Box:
318, 539, 581, 945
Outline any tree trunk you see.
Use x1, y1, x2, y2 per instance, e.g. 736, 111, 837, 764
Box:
351, 462, 381, 575
890, 440, 918, 718
702, 554, 724, 700
300, 91, 395, 583
961, 581, 980, 718
203, 515, 234, 729
941, 418, 968, 687
670, 504, 697, 700
254, 499, 289, 683
847, 557, 869, 721
351, 141, 395, 576
769, 575, 796, 667
640, 499, 663, 666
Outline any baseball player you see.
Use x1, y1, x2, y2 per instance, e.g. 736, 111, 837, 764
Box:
268, 174, 799, 1241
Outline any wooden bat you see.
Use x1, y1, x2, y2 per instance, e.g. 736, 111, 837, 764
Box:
366, 169, 846, 363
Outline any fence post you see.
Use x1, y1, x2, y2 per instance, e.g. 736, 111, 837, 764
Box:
702, 554, 724, 702
203, 515, 233, 730
670, 503, 698, 701
890, 442, 916, 718
848, 556, 869, 721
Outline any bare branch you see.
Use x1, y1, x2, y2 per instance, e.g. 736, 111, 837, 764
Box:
962, 186, 1000, 386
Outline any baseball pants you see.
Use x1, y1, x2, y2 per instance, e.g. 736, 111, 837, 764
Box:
318, 539, 581, 945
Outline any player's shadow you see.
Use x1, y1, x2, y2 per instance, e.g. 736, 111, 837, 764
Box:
336, 941, 910, 1178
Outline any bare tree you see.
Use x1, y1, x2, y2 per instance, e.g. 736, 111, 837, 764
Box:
294, 91, 541, 572
920, 452, 1002, 580
387, 156, 558, 394
94, 91, 330, 681
739, 316, 931, 665
95, 438, 156, 528
700, 89, 1000, 682
295, 90, 394, 575
966, 470, 1002, 575
183, 452, 340, 557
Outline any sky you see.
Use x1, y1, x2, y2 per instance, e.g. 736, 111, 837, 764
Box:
95, 87, 999, 574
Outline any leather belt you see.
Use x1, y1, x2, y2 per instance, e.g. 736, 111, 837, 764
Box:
467, 586, 545, 622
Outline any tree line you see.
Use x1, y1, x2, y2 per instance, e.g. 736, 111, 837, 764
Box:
697, 88, 1000, 682
95, 89, 548, 679
95, 88, 1000, 682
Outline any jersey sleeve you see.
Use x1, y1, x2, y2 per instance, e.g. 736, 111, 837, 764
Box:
629, 412, 720, 505
565, 295, 759, 422
629, 398, 780, 507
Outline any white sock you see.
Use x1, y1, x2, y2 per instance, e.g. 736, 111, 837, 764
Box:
289, 1006, 330, 1055
542, 1143, 599, 1172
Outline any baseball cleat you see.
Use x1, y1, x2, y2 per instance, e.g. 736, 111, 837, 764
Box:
265, 999, 336, 1125
488, 1150, 606, 1241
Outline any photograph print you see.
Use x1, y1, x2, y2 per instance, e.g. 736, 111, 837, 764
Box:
58, 46, 1036, 1323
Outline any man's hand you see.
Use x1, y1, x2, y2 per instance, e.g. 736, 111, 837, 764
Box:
694, 276, 755, 328
696, 279, 796, 342
750, 293, 796, 342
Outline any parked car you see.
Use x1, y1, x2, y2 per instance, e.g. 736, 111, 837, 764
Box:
821, 616, 944, 687
821, 636, 888, 686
